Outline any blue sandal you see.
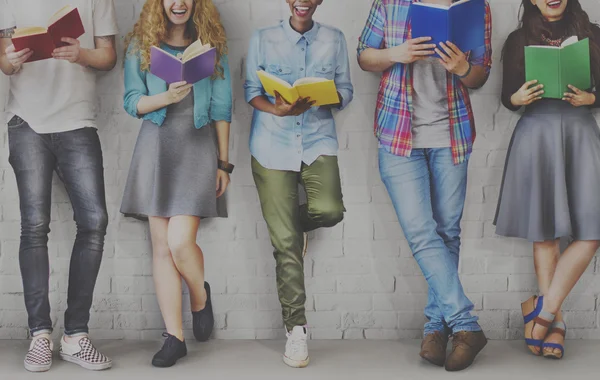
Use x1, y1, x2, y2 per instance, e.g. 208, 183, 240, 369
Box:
542, 321, 566, 359
521, 296, 555, 356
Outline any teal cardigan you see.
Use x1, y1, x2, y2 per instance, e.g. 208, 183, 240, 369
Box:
123, 42, 232, 127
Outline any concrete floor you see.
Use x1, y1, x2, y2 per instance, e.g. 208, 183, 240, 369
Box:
0, 340, 598, 379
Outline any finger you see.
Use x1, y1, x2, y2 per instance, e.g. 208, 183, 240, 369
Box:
445, 41, 463, 55
526, 84, 544, 95
568, 85, 582, 94
523, 80, 538, 89
528, 90, 544, 100
434, 48, 450, 62
413, 43, 437, 51
411, 37, 433, 44
61, 37, 78, 45
182, 84, 193, 91
52, 47, 72, 54
563, 92, 575, 99
13, 48, 31, 57
439, 42, 457, 58
414, 50, 436, 56
5, 44, 15, 53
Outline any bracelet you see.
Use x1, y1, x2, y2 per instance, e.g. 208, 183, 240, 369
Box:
457, 62, 472, 78
218, 159, 234, 174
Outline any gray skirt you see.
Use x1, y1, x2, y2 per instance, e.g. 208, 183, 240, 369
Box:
494, 99, 600, 242
120, 93, 227, 220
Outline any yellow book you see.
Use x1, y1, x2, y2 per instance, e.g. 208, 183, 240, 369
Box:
257, 70, 339, 106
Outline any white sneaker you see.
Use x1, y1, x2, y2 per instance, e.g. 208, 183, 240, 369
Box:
59, 335, 112, 371
24, 336, 53, 372
283, 326, 309, 368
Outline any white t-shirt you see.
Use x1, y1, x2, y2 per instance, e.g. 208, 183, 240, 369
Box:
0, 0, 118, 133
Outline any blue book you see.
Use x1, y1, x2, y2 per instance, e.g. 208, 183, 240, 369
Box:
410, 0, 485, 56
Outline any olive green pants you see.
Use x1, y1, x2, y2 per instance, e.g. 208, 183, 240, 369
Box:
252, 156, 345, 330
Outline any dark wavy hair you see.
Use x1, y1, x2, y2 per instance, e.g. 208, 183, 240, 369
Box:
503, 0, 600, 82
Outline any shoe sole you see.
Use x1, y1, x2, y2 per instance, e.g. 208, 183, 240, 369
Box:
419, 352, 444, 367
60, 353, 112, 371
24, 360, 51, 372
283, 355, 309, 368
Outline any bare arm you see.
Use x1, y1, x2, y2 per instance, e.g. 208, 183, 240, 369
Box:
358, 38, 436, 73
215, 120, 230, 163
52, 35, 117, 71
0, 27, 32, 75
249, 92, 313, 117
136, 82, 192, 115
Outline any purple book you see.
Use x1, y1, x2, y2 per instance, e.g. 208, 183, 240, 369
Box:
150, 41, 216, 84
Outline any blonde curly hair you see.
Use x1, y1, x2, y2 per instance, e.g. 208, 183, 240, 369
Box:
125, 0, 228, 79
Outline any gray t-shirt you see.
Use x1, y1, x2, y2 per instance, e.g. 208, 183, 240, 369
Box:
411, 57, 451, 149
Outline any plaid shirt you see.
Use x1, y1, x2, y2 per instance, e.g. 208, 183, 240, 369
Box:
358, 0, 492, 164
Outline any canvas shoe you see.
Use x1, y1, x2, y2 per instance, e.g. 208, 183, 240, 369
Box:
24, 336, 53, 372
283, 326, 309, 368
59, 335, 112, 370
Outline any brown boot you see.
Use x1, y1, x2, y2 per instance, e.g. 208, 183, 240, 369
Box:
419, 331, 449, 367
445, 331, 487, 371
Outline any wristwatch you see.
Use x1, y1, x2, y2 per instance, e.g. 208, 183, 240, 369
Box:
218, 160, 234, 174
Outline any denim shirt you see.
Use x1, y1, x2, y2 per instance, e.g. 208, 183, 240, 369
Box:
244, 20, 354, 172
123, 41, 232, 128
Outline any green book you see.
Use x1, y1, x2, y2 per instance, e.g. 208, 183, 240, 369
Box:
525, 37, 591, 99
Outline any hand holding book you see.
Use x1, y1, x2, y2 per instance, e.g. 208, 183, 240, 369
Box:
3, 44, 32, 73
387, 37, 436, 64
562, 84, 597, 107
510, 80, 545, 107
272, 91, 315, 117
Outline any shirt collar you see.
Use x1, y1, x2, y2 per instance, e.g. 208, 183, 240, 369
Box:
282, 18, 320, 45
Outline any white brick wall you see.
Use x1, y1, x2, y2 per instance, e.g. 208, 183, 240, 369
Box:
1, 0, 600, 340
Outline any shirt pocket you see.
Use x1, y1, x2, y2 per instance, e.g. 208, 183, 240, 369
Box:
312, 63, 335, 80
266, 63, 294, 83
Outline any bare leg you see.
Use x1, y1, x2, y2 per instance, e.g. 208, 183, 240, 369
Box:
541, 240, 600, 354
167, 215, 207, 312
532, 240, 561, 355
149, 216, 184, 341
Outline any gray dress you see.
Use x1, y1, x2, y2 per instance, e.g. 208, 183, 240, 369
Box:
120, 90, 227, 220
494, 99, 600, 241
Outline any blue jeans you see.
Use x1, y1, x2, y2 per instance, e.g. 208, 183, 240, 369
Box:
379, 147, 480, 336
8, 118, 108, 336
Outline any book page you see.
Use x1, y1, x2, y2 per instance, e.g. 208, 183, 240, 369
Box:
48, 5, 74, 26
450, 0, 471, 8
413, 2, 450, 9
259, 70, 293, 89
561, 36, 579, 47
151, 46, 183, 61
182, 39, 211, 62
13, 26, 48, 37
293, 77, 329, 86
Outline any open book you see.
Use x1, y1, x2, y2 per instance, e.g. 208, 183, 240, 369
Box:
150, 39, 217, 84
410, 0, 485, 56
257, 70, 339, 107
525, 36, 591, 99
12, 5, 85, 63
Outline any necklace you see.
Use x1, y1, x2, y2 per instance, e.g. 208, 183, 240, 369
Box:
541, 34, 565, 47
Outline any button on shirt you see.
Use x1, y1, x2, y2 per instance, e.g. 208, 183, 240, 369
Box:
244, 20, 354, 172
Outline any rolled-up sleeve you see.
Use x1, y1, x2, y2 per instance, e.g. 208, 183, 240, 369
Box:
210, 53, 233, 123
335, 32, 354, 110
469, 1, 492, 77
123, 44, 148, 119
244, 31, 264, 103
357, 0, 386, 58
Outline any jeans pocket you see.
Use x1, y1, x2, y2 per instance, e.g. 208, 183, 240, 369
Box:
7, 115, 26, 129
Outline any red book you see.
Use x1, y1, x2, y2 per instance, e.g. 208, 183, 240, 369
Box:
12, 5, 85, 63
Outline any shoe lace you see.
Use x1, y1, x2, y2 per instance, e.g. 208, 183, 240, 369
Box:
161, 332, 178, 349
287, 332, 307, 355
452, 332, 471, 351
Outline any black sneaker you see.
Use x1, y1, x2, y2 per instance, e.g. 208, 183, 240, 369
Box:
151, 333, 187, 368
192, 282, 214, 342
